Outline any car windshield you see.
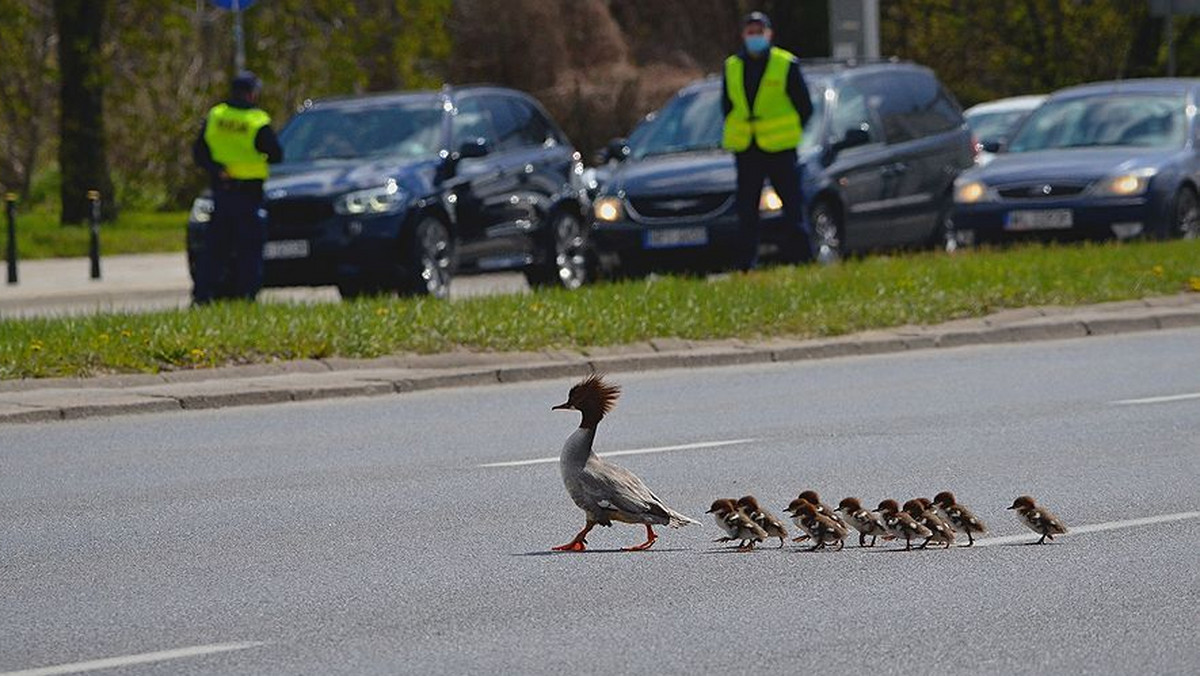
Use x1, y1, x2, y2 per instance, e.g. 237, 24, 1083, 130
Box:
966, 109, 1034, 142
1007, 93, 1186, 152
629, 81, 828, 159
279, 100, 444, 162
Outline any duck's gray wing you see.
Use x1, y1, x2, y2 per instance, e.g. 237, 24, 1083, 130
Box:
577, 457, 674, 524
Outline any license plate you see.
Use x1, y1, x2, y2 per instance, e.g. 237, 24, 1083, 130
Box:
644, 227, 708, 249
1005, 209, 1073, 231
263, 239, 310, 260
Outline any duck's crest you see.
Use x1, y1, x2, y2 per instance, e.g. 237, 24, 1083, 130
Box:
572, 373, 621, 418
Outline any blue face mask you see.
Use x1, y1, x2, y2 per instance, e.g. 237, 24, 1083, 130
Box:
744, 35, 770, 55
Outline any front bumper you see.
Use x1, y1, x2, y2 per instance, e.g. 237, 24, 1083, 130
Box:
953, 194, 1165, 243
590, 209, 788, 271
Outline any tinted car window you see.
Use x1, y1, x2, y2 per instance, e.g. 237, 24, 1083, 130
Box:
865, 71, 961, 144
480, 95, 524, 151
279, 101, 443, 162
508, 98, 559, 147
451, 96, 496, 148
967, 109, 1033, 142
828, 82, 881, 146
1008, 94, 1186, 152
629, 87, 725, 159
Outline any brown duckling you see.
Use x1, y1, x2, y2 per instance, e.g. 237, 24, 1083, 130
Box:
736, 495, 789, 548
834, 496, 891, 547
903, 498, 956, 549
877, 499, 932, 551
790, 501, 848, 551
1007, 495, 1068, 544
933, 491, 987, 546
707, 498, 768, 551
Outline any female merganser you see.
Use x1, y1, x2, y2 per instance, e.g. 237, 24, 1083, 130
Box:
551, 374, 699, 552
834, 496, 890, 547
904, 498, 956, 549
933, 491, 987, 546
788, 500, 848, 551
736, 495, 789, 548
876, 499, 932, 550
1007, 495, 1068, 544
706, 498, 767, 551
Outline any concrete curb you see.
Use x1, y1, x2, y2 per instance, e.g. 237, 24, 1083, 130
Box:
2, 294, 1198, 424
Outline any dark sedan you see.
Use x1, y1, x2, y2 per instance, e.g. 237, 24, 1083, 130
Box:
187, 86, 590, 299
953, 79, 1200, 245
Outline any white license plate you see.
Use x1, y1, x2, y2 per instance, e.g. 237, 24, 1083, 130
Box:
263, 239, 310, 260
644, 227, 708, 249
1005, 209, 1073, 231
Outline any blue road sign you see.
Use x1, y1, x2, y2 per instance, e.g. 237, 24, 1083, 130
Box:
210, 0, 258, 10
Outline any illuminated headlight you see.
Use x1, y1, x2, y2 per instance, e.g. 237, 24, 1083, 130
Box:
759, 186, 784, 214
1092, 168, 1156, 197
593, 196, 624, 222
954, 179, 991, 204
334, 180, 407, 215
189, 196, 214, 223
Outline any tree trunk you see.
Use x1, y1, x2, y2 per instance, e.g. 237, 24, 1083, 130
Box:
55, 0, 116, 224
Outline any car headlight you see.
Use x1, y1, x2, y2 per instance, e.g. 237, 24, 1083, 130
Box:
954, 179, 991, 204
1092, 168, 1156, 197
189, 196, 214, 224
759, 186, 783, 214
334, 180, 407, 215
593, 196, 624, 222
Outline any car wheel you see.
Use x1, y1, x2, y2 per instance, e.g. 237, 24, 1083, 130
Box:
402, 217, 455, 299
1170, 186, 1199, 239
525, 211, 591, 290
810, 200, 842, 264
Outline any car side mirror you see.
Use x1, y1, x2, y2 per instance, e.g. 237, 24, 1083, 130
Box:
981, 139, 1004, 154
457, 138, 490, 159
603, 137, 630, 163
836, 128, 871, 152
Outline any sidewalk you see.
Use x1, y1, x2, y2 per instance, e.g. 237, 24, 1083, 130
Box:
2, 291, 1199, 425
0, 252, 192, 316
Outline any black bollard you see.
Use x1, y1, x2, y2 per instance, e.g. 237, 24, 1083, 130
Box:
87, 190, 101, 280
5, 192, 16, 285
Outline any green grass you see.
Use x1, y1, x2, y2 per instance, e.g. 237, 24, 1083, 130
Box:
2, 239, 1199, 379
2, 207, 187, 259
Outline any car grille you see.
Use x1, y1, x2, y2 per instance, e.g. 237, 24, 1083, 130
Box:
996, 183, 1089, 200
627, 193, 733, 221
265, 199, 335, 236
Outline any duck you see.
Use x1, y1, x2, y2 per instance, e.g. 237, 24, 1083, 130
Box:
903, 498, 956, 549
1007, 495, 1068, 544
736, 495, 789, 548
785, 490, 844, 541
932, 491, 987, 546
876, 499, 932, 550
552, 374, 699, 552
834, 496, 890, 547
707, 498, 768, 550
788, 501, 848, 551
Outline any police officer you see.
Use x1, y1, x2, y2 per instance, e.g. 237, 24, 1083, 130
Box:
722, 11, 815, 271
192, 71, 283, 304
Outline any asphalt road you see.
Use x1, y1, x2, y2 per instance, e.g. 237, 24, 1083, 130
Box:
3, 328, 1199, 675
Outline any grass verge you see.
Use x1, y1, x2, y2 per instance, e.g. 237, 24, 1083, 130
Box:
2, 208, 187, 260
2, 239, 1199, 379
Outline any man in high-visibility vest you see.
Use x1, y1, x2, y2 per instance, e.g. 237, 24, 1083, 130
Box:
192, 71, 282, 304
722, 11, 815, 271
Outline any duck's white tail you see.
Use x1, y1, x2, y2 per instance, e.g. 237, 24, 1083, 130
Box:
667, 509, 701, 528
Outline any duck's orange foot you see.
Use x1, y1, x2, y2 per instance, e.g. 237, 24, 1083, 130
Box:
622, 538, 657, 552
552, 541, 587, 552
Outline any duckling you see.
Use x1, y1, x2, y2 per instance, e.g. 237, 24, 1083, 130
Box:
903, 498, 956, 549
736, 495, 789, 548
876, 499, 932, 551
933, 491, 987, 546
834, 496, 890, 547
785, 490, 844, 541
1007, 495, 1068, 544
553, 374, 699, 552
707, 498, 768, 551
789, 501, 848, 551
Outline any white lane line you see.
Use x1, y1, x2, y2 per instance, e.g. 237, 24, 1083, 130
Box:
1112, 392, 1200, 405
971, 511, 1200, 548
0, 642, 265, 676
478, 438, 758, 468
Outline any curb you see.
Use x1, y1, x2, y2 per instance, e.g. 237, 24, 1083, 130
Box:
2, 294, 1198, 424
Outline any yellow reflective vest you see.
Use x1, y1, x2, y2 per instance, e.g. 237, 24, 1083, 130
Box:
722, 47, 803, 153
203, 103, 272, 180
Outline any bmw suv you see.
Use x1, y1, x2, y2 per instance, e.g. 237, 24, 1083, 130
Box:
187, 86, 592, 299
588, 60, 975, 273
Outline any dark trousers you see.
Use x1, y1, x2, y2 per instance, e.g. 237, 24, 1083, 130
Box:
192, 186, 265, 304
734, 147, 814, 271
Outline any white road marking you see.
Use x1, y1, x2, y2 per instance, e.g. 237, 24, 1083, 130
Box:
477, 438, 758, 468
1112, 392, 1200, 405
971, 511, 1200, 548
0, 642, 265, 676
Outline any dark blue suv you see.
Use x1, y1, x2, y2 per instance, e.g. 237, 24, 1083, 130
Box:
588, 61, 974, 273
187, 86, 591, 298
